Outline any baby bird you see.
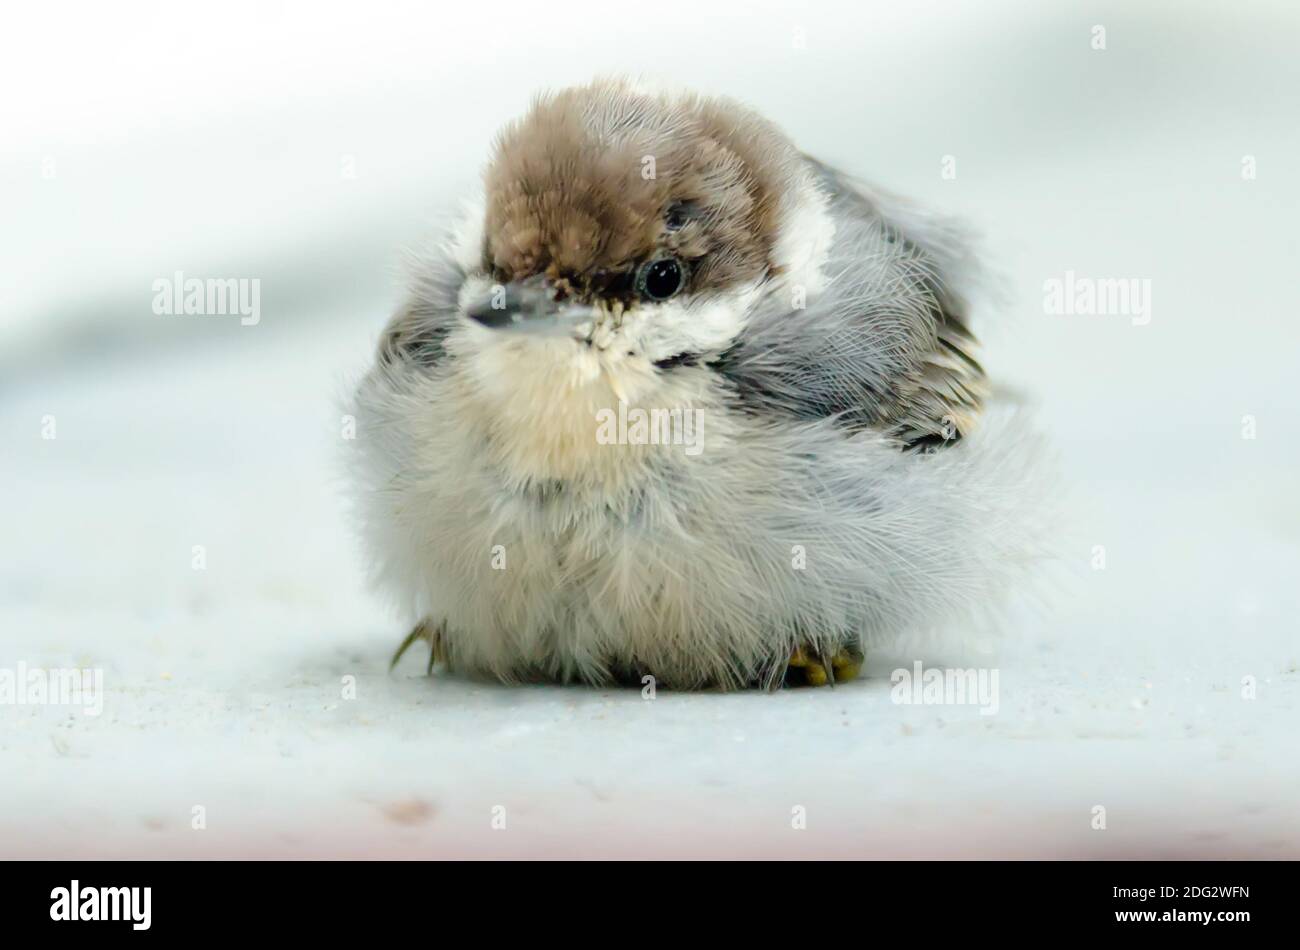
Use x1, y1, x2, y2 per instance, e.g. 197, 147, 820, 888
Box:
351, 79, 1047, 690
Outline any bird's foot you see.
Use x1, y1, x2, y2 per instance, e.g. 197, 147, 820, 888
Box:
785, 643, 863, 687
389, 619, 444, 675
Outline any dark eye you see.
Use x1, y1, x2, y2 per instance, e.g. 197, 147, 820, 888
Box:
636, 257, 687, 301
665, 203, 690, 231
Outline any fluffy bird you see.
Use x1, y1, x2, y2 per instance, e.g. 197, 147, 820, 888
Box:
350, 79, 1047, 690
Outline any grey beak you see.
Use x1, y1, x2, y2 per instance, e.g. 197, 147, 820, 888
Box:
466, 275, 572, 333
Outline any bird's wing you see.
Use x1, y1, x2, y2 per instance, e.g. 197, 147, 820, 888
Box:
374, 251, 466, 369
807, 157, 988, 449
711, 158, 989, 451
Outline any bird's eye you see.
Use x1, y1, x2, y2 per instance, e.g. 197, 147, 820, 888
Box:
636, 257, 687, 301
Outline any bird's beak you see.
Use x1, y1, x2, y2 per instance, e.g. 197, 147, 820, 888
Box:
465, 275, 583, 336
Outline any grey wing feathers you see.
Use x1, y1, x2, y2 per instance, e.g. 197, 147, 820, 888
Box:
375, 252, 466, 368
880, 311, 987, 448
806, 157, 988, 448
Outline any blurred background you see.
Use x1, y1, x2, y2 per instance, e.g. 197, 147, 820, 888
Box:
2, 0, 1298, 857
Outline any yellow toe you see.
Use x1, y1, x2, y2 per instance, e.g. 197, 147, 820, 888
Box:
804, 663, 830, 686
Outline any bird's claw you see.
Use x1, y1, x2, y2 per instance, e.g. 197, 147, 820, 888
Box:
785, 644, 863, 687
389, 619, 443, 675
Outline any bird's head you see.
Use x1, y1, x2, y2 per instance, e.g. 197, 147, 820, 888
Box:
448, 79, 831, 403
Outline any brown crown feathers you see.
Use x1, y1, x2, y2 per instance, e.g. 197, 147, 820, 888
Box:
480, 81, 804, 302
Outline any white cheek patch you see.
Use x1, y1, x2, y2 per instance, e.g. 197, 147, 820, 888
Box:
771, 172, 836, 296
629, 281, 762, 362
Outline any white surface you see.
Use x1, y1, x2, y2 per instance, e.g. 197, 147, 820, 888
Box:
2, 0, 1298, 858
